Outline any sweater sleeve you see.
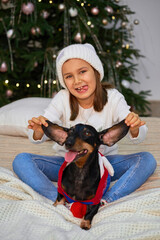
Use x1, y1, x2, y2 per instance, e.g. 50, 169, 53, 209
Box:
28, 90, 67, 144
108, 89, 131, 123
127, 124, 148, 144
108, 89, 147, 144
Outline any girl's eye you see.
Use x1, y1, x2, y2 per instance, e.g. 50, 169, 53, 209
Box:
80, 70, 86, 74
65, 75, 72, 79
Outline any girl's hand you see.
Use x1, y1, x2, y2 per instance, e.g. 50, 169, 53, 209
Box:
125, 112, 146, 138
28, 115, 48, 140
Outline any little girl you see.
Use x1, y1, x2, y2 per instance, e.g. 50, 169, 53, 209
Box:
13, 43, 157, 203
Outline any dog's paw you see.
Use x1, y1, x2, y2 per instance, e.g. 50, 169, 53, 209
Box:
53, 197, 65, 207
80, 219, 91, 230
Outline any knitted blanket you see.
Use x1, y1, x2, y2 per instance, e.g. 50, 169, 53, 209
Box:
0, 167, 160, 240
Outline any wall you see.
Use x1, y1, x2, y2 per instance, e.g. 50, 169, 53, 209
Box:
123, 0, 160, 101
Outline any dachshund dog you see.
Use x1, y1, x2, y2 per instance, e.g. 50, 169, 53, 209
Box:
42, 120, 129, 230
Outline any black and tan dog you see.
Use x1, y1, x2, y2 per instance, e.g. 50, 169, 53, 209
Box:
42, 120, 129, 230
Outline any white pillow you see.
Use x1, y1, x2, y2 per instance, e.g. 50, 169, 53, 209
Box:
0, 97, 51, 137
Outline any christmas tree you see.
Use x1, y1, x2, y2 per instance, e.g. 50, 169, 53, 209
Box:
0, 0, 150, 115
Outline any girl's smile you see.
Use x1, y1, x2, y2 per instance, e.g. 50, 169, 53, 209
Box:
62, 59, 96, 108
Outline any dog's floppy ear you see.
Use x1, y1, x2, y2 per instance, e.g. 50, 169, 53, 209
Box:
42, 120, 69, 146
99, 120, 129, 146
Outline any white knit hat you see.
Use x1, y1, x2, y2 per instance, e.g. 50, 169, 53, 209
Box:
56, 43, 104, 88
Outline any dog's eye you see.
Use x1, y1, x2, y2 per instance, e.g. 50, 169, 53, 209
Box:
83, 130, 91, 137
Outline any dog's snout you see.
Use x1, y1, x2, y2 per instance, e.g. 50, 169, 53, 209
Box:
65, 137, 75, 149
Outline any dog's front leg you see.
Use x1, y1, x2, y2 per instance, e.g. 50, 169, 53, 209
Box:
53, 192, 65, 207
80, 203, 100, 230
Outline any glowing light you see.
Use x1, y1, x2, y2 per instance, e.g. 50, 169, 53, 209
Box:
37, 84, 41, 88
49, 0, 53, 4
53, 80, 56, 84
126, 44, 130, 49
81, 3, 84, 7
112, 16, 115, 20
38, 0, 42, 2
16, 83, 20, 87
87, 21, 91, 26
44, 80, 48, 84
26, 84, 30, 88
5, 80, 9, 84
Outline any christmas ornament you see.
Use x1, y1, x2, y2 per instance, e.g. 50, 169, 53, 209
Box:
52, 91, 57, 98
41, 10, 50, 19
134, 19, 139, 25
6, 89, 13, 98
7, 29, 14, 38
122, 80, 130, 88
105, 6, 114, 14
91, 7, 99, 15
34, 61, 38, 68
69, 7, 78, 17
74, 32, 86, 42
0, 62, 8, 72
58, 4, 65, 11
1, 0, 9, 4
116, 61, 122, 68
31, 27, 41, 35
21, 2, 35, 15
102, 19, 108, 25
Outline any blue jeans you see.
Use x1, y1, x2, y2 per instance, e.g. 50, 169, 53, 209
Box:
12, 152, 157, 203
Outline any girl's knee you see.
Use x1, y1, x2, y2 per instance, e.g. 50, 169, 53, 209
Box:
12, 152, 31, 172
140, 152, 157, 174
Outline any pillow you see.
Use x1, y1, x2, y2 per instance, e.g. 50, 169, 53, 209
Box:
0, 97, 51, 137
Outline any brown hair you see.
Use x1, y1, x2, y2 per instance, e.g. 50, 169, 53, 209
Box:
69, 70, 113, 121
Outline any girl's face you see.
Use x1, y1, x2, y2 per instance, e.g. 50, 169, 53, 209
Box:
62, 58, 96, 108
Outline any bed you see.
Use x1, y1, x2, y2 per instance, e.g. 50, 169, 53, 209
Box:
0, 98, 160, 240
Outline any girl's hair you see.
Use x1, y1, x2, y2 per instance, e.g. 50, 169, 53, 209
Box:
69, 70, 113, 121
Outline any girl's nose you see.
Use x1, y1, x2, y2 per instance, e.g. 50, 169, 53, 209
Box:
74, 76, 82, 85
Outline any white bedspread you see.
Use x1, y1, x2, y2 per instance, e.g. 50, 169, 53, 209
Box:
0, 167, 160, 240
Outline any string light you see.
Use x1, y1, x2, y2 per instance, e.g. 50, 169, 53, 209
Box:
38, 0, 42, 2
126, 44, 130, 49
49, 0, 53, 4
87, 21, 91, 26
81, 3, 84, 7
16, 83, 19, 87
26, 84, 30, 88
112, 16, 115, 20
37, 84, 41, 88
44, 80, 48, 84
5, 80, 9, 84
53, 80, 56, 84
